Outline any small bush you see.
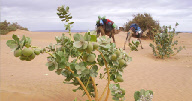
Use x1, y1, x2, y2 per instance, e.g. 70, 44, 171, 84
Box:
129, 40, 140, 51
134, 89, 153, 101
6, 5, 132, 101
149, 23, 185, 59
0, 20, 28, 35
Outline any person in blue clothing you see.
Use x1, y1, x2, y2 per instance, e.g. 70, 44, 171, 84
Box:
130, 23, 142, 38
124, 23, 144, 50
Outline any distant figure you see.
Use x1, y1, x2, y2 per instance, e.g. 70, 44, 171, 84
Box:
96, 16, 120, 43
96, 16, 116, 30
123, 23, 144, 50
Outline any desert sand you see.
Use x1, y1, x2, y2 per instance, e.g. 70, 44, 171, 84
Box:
0, 29, 192, 101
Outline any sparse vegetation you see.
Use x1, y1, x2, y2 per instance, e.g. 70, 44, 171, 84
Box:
129, 40, 140, 51
0, 20, 28, 35
6, 5, 132, 101
134, 89, 153, 101
149, 23, 185, 59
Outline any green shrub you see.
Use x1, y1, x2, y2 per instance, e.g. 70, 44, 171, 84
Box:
129, 40, 140, 51
6, 5, 132, 101
149, 23, 185, 59
134, 89, 153, 101
0, 20, 28, 35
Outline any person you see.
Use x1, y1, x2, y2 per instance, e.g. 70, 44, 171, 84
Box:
96, 16, 116, 29
130, 23, 142, 37
126, 23, 144, 49
96, 16, 104, 27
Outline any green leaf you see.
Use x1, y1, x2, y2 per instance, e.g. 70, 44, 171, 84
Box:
57, 51, 64, 56
6, 40, 18, 49
74, 33, 84, 41
55, 69, 63, 75
46, 62, 54, 67
90, 35, 97, 42
61, 19, 66, 21
84, 32, 91, 41
109, 84, 115, 90
75, 65, 85, 71
69, 22, 74, 24
58, 63, 65, 69
100, 44, 110, 49
145, 90, 150, 96
90, 69, 98, 77
68, 16, 72, 19
82, 41, 88, 49
74, 73, 79, 77
92, 65, 98, 71
112, 97, 119, 100
66, 6, 69, 12
59, 16, 65, 18
148, 90, 153, 95
70, 63, 76, 71
74, 33, 80, 41
55, 54, 61, 62
20, 35, 26, 42
140, 89, 145, 96
73, 41, 83, 48
25, 37, 31, 44
48, 65, 55, 71
62, 70, 68, 77
134, 91, 140, 101
12, 34, 19, 43
81, 69, 90, 75
175, 22, 179, 26
73, 97, 77, 101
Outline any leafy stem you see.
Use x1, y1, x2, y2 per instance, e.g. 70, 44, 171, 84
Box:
99, 84, 108, 101
96, 49, 110, 101
86, 65, 98, 101
46, 51, 55, 58
91, 77, 98, 101
66, 66, 92, 101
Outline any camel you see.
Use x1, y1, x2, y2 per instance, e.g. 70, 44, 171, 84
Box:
123, 29, 149, 50
96, 26, 121, 43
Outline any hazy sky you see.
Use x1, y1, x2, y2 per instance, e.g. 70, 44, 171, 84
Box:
1, 0, 192, 32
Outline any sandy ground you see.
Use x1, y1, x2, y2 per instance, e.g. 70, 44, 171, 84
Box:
0, 29, 192, 101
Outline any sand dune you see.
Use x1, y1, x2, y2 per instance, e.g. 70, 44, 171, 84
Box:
1, 30, 192, 101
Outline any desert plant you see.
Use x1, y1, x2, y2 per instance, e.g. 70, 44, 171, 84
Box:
124, 13, 160, 39
6, 5, 132, 101
109, 84, 126, 101
149, 23, 185, 59
57, 5, 74, 39
134, 89, 153, 101
0, 20, 28, 35
129, 40, 140, 51
6, 29, 131, 101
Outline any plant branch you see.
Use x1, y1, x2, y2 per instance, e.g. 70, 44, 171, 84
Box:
96, 49, 110, 101
104, 61, 110, 101
99, 84, 108, 101
86, 66, 98, 101
66, 66, 92, 101
91, 77, 98, 101
45, 51, 55, 58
